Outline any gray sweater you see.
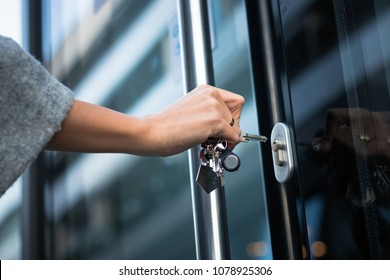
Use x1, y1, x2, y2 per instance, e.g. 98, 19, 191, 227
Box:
0, 36, 73, 196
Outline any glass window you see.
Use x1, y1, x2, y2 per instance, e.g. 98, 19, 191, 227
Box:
0, 181, 22, 259
211, 0, 272, 260
43, 0, 195, 259
278, 0, 390, 259
0, 0, 23, 260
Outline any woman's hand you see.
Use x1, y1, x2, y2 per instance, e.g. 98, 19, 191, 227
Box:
47, 84, 245, 157
144, 84, 245, 156
315, 108, 390, 160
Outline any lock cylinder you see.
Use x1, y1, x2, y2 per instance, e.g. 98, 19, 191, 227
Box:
270, 123, 294, 183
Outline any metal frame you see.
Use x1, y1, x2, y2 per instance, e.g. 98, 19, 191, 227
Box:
22, 0, 47, 260
245, 0, 305, 259
177, 0, 230, 260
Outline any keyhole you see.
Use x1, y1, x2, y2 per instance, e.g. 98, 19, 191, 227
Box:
270, 122, 294, 183
272, 138, 285, 166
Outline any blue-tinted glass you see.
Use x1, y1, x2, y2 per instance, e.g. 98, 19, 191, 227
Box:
43, 0, 195, 259
279, 0, 390, 259
211, 0, 272, 260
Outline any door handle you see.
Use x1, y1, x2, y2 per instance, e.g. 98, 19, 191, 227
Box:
177, 0, 230, 260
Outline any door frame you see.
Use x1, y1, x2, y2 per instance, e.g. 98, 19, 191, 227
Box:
245, 0, 308, 259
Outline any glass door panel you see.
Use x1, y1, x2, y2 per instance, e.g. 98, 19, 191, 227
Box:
43, 0, 195, 260
277, 0, 390, 259
211, 0, 272, 260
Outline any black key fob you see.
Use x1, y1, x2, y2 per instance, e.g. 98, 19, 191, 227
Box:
220, 150, 240, 172
196, 165, 221, 193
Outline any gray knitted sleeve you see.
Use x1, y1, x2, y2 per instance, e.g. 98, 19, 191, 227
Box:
0, 36, 73, 196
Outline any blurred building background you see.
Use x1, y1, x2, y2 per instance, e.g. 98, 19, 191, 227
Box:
3, 0, 388, 261
0, 0, 23, 260
0, 0, 271, 260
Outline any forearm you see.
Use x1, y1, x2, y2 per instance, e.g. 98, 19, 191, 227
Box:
46, 85, 244, 157
46, 100, 159, 156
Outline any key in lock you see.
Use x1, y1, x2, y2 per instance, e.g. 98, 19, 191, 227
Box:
196, 132, 266, 193
270, 123, 294, 183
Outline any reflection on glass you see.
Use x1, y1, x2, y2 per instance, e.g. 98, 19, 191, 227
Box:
0, 180, 22, 259
280, 0, 390, 259
42, 0, 272, 260
211, 0, 272, 260
44, 0, 195, 259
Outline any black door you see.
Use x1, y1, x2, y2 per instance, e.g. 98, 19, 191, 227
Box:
249, 0, 390, 259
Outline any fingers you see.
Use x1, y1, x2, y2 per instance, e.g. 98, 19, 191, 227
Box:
228, 116, 242, 150
216, 87, 245, 124
196, 85, 244, 145
319, 108, 377, 153
318, 108, 351, 152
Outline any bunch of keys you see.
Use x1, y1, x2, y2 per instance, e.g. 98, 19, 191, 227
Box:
196, 132, 267, 193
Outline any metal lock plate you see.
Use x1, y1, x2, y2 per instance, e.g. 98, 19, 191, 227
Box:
270, 122, 294, 183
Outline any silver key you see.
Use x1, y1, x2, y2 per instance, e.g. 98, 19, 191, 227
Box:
241, 132, 268, 143
196, 138, 227, 192
211, 140, 225, 177
212, 154, 224, 186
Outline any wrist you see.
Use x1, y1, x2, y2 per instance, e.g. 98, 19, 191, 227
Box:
140, 114, 169, 156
